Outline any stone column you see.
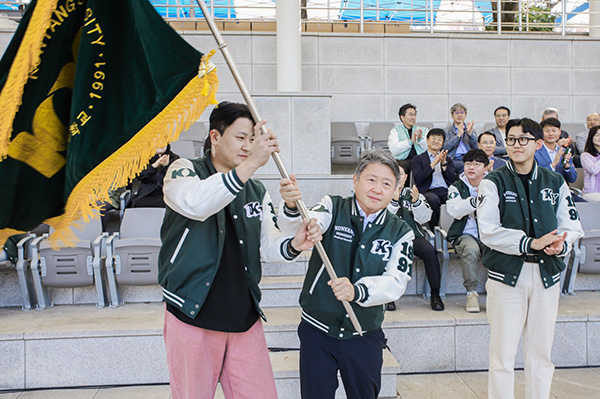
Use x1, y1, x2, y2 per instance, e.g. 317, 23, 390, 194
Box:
590, 0, 600, 37
276, 1, 302, 91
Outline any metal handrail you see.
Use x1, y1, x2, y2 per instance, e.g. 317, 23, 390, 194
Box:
1, 1, 596, 36
154, 0, 596, 35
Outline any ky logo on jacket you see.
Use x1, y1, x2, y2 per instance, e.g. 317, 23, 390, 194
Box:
244, 201, 263, 220
370, 239, 393, 261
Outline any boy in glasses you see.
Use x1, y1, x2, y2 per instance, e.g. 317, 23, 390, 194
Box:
477, 118, 583, 399
446, 149, 489, 313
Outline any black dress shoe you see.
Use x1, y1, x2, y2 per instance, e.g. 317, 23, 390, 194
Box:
386, 302, 396, 311
430, 294, 445, 311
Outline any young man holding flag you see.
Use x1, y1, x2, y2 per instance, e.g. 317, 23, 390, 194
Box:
159, 102, 320, 399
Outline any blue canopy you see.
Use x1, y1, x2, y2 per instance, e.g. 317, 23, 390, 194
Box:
555, 2, 588, 24
0, 0, 21, 11
339, 0, 493, 25
150, 0, 236, 19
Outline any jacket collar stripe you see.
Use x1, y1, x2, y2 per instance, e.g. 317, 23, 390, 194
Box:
507, 159, 539, 180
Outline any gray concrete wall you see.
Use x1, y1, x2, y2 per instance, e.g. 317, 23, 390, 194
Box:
178, 32, 600, 126
2, 30, 599, 126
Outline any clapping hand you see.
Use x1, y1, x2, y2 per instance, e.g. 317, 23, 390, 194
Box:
466, 121, 474, 135
153, 154, 169, 168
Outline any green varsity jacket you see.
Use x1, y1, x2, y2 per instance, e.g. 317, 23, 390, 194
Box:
477, 161, 584, 288
279, 196, 414, 339
158, 152, 297, 320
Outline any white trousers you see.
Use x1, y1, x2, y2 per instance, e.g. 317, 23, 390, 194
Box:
486, 262, 560, 399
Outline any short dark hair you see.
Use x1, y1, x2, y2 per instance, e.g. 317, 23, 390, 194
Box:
354, 149, 401, 185
427, 128, 446, 143
540, 117, 561, 130
398, 103, 417, 119
494, 106, 510, 117
505, 118, 543, 140
478, 131, 497, 144
209, 101, 255, 136
463, 149, 489, 166
584, 126, 600, 157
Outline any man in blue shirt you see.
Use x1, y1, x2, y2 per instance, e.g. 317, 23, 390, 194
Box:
443, 103, 478, 174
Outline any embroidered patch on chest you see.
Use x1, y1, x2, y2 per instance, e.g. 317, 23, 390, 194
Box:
333, 225, 354, 243
370, 239, 393, 261
540, 188, 559, 205
244, 201, 263, 220
503, 190, 518, 203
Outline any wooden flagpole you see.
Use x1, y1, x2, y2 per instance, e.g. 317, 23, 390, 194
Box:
194, 0, 364, 335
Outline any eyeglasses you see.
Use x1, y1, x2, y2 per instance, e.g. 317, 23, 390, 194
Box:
505, 137, 538, 146
464, 161, 485, 168
453, 110, 466, 115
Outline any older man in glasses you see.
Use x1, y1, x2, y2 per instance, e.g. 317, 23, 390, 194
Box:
478, 118, 583, 399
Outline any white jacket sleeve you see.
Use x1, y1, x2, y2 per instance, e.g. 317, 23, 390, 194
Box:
163, 158, 242, 222
555, 182, 584, 257
477, 179, 528, 255
355, 229, 414, 307
260, 191, 299, 262
387, 127, 411, 158
277, 196, 334, 237
446, 185, 477, 220
411, 194, 433, 225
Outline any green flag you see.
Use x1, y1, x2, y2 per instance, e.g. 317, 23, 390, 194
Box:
0, 0, 218, 244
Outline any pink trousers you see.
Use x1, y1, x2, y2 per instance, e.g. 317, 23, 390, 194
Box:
163, 309, 278, 399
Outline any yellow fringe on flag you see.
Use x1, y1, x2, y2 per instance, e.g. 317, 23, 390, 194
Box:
0, 62, 218, 247
41, 57, 219, 247
0, 0, 59, 159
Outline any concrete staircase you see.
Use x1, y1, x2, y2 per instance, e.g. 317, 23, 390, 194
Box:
2, 256, 600, 397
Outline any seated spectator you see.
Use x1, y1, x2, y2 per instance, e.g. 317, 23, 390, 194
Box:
541, 107, 579, 166
388, 103, 428, 185
446, 149, 488, 313
412, 129, 456, 230
131, 144, 179, 208
487, 106, 510, 158
99, 186, 128, 232
576, 112, 600, 155
478, 131, 506, 172
581, 126, 600, 203
535, 118, 577, 185
388, 164, 444, 311
443, 103, 477, 174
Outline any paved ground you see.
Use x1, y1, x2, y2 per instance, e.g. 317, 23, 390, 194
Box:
2, 367, 599, 399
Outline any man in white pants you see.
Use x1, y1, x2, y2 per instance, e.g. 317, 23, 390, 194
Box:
477, 117, 583, 399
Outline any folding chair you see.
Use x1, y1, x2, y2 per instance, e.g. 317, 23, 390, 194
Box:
105, 208, 165, 307
366, 122, 395, 152
29, 219, 108, 309
331, 122, 363, 164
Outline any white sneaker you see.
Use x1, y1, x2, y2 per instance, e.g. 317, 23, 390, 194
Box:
466, 291, 480, 313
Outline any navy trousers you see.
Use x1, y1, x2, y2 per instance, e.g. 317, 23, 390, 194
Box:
298, 321, 385, 399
